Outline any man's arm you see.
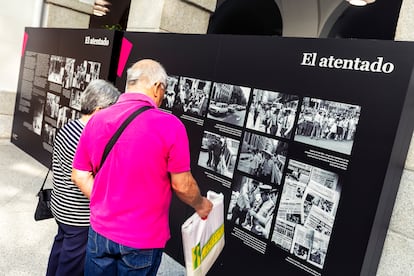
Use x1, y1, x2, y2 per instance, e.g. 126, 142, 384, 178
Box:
71, 168, 94, 199
171, 171, 213, 218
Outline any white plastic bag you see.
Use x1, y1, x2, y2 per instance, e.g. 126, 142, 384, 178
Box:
181, 190, 225, 276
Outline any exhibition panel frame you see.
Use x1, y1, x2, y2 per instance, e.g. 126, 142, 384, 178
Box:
12, 28, 414, 276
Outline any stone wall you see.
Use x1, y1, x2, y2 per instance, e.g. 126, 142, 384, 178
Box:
43, 0, 92, 28
127, 0, 216, 33
0, 91, 16, 141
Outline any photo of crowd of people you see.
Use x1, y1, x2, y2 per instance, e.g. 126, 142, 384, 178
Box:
271, 159, 341, 269
197, 130, 240, 178
237, 131, 288, 185
47, 55, 102, 92
246, 89, 299, 139
227, 175, 278, 239
207, 83, 250, 128
294, 97, 361, 155
161, 75, 211, 117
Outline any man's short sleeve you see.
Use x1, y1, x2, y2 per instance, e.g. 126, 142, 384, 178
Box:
167, 120, 190, 173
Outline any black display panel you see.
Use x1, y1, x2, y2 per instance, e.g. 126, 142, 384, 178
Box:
11, 28, 122, 167
11, 29, 414, 275
115, 32, 414, 276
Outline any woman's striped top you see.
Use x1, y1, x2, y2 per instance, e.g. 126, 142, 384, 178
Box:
50, 119, 90, 226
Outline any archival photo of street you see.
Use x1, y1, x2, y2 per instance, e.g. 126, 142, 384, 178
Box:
161, 75, 212, 117
246, 89, 299, 139
294, 97, 361, 155
206, 82, 250, 128
237, 131, 288, 186
197, 130, 240, 178
271, 159, 341, 269
227, 174, 278, 239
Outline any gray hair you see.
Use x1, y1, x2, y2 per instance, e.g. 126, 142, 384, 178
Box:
126, 59, 167, 90
80, 79, 120, 115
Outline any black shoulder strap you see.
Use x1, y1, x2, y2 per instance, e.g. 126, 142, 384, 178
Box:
98, 105, 153, 172
39, 166, 51, 192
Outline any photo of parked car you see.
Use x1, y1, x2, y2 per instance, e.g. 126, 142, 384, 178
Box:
206, 82, 250, 127
209, 102, 229, 116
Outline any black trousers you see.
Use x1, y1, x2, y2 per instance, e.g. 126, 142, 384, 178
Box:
46, 221, 89, 276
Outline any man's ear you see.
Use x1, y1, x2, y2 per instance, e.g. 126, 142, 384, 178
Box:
154, 82, 165, 98
154, 82, 161, 96
152, 82, 165, 107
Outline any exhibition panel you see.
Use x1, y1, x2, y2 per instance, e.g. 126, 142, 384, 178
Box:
12, 29, 414, 275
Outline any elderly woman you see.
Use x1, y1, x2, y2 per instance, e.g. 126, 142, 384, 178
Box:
46, 79, 120, 276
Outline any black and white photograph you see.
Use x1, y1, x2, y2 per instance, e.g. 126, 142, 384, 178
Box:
72, 61, 87, 90
291, 225, 313, 261
246, 89, 299, 139
197, 130, 240, 178
165, 76, 211, 116
207, 82, 250, 127
62, 57, 75, 89
57, 106, 78, 129
48, 55, 65, 84
227, 174, 278, 239
160, 75, 179, 111
294, 97, 361, 155
307, 230, 329, 269
237, 131, 288, 185
69, 89, 82, 111
272, 159, 340, 269
32, 95, 45, 135
42, 122, 56, 146
45, 92, 60, 119
87, 61, 101, 82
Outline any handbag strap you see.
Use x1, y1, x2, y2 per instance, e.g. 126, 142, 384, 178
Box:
39, 167, 51, 192
98, 105, 153, 173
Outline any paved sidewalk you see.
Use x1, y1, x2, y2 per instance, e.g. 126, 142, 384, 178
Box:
0, 140, 185, 276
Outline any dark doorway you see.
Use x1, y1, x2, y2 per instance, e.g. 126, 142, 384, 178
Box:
207, 0, 283, 36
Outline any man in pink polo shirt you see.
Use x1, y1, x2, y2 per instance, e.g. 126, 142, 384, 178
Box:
71, 59, 213, 275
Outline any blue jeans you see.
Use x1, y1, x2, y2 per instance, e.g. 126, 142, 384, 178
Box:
85, 227, 163, 276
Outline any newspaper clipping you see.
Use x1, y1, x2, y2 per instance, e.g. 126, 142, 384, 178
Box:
271, 159, 340, 269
